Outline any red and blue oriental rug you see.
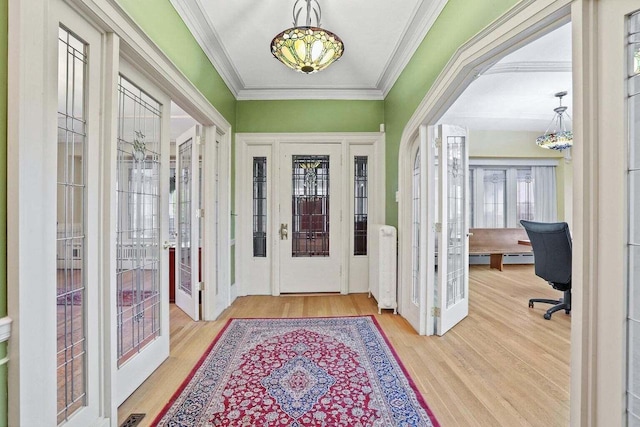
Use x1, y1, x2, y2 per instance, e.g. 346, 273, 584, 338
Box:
152, 316, 439, 426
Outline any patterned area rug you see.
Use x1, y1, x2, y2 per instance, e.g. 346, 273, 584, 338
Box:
152, 316, 439, 426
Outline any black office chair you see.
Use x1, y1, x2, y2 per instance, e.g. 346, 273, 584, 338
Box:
520, 220, 572, 320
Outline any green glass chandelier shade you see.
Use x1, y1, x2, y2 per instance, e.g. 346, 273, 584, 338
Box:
271, 26, 344, 74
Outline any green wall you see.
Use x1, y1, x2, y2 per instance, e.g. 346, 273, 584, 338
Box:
0, 0, 6, 421
236, 100, 384, 133
116, 0, 236, 126
383, 0, 520, 227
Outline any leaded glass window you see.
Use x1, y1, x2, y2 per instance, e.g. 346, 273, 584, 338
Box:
354, 156, 368, 256
253, 157, 267, 257
56, 26, 88, 424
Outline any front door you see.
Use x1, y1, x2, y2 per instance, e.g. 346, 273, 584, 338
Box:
434, 124, 470, 335
175, 125, 201, 320
278, 144, 343, 293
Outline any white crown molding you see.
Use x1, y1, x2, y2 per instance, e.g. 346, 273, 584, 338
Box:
171, 0, 447, 100
483, 60, 572, 75
170, 0, 243, 97
378, 0, 449, 97
236, 88, 384, 101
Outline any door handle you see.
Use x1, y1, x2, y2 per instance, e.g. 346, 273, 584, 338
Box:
280, 223, 288, 240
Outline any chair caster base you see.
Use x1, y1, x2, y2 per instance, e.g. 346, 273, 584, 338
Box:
544, 313, 552, 320
529, 301, 534, 308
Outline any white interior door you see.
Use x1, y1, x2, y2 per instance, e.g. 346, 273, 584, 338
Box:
115, 61, 170, 405
402, 127, 430, 334
278, 143, 343, 293
436, 124, 470, 335
175, 125, 201, 320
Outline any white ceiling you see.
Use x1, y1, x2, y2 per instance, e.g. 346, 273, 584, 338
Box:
169, 1, 572, 133
170, 0, 448, 100
440, 23, 572, 132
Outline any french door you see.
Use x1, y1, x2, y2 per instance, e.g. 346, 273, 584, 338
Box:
115, 61, 170, 405
175, 126, 201, 320
432, 124, 470, 335
402, 126, 433, 335
278, 144, 343, 293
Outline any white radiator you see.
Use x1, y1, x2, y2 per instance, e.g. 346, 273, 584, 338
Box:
368, 224, 397, 314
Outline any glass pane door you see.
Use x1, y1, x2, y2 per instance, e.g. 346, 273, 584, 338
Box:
436, 124, 470, 336
278, 144, 342, 293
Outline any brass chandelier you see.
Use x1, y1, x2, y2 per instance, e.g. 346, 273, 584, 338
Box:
270, 0, 344, 74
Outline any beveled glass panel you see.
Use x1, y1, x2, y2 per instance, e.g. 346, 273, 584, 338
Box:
56, 26, 87, 424
291, 155, 330, 257
516, 168, 534, 222
445, 135, 466, 308
411, 151, 420, 306
178, 140, 192, 295
629, 12, 640, 424
354, 156, 368, 256
253, 157, 267, 257
483, 169, 506, 228
116, 74, 162, 367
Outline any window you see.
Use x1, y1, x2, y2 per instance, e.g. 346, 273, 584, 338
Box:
253, 157, 267, 257
469, 163, 555, 227
354, 156, 368, 256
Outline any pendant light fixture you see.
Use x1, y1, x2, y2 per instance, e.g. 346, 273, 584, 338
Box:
536, 91, 573, 151
270, 0, 344, 74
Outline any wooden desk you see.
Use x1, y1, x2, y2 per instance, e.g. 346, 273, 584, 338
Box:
469, 228, 532, 271
518, 239, 531, 246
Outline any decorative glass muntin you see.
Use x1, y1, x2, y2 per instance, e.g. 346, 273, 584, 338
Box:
445, 135, 466, 308
411, 150, 420, 306
116, 74, 162, 366
627, 10, 640, 425
354, 156, 368, 256
483, 169, 507, 228
516, 168, 535, 222
253, 157, 267, 258
291, 155, 330, 257
178, 140, 193, 295
57, 26, 88, 423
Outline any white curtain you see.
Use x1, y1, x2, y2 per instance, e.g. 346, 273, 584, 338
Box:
532, 166, 557, 222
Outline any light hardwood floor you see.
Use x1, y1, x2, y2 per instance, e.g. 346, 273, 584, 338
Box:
118, 265, 570, 426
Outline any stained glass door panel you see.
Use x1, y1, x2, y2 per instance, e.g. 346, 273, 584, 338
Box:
279, 144, 342, 293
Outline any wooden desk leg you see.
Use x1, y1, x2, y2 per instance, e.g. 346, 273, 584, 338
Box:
489, 253, 504, 271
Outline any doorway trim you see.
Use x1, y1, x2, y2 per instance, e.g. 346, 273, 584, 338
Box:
236, 132, 385, 296
395, 0, 575, 414
7, 0, 232, 424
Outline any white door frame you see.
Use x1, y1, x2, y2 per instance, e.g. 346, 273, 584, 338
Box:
396, 0, 639, 424
236, 133, 385, 297
7, 0, 232, 424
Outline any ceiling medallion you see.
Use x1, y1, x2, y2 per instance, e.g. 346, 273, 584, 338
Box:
270, 0, 344, 74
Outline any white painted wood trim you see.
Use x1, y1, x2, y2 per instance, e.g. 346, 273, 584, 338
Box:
396, 0, 571, 337
171, 0, 447, 100
469, 158, 559, 166
236, 133, 384, 295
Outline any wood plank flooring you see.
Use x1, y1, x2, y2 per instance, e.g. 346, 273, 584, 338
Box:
118, 265, 570, 426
